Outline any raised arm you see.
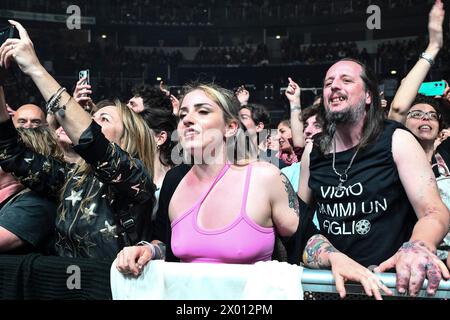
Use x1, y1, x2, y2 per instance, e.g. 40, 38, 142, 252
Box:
47, 76, 94, 130
375, 128, 450, 296
0, 20, 92, 145
160, 81, 180, 115
298, 141, 314, 205
388, 0, 444, 123
285, 77, 305, 148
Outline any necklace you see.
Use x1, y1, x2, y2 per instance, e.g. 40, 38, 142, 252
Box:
332, 138, 360, 191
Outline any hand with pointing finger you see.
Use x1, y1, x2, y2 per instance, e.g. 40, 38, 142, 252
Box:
285, 77, 301, 107
0, 20, 42, 76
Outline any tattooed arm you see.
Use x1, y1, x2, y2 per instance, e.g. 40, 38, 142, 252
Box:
270, 169, 300, 237
302, 234, 337, 269
380, 129, 450, 296
303, 234, 393, 300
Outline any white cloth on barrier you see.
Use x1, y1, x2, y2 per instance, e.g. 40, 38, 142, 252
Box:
110, 260, 303, 300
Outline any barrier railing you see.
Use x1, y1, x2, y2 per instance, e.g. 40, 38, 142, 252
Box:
302, 269, 449, 299
0, 254, 448, 300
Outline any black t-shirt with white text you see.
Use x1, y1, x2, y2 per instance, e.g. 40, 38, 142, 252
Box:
309, 120, 417, 267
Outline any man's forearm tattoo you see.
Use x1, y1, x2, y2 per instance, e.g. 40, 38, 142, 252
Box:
280, 172, 300, 216
303, 234, 337, 269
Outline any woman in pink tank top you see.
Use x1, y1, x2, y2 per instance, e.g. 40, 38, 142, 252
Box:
116, 83, 300, 268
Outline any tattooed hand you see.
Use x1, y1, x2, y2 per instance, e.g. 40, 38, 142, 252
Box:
374, 240, 450, 296
303, 234, 393, 300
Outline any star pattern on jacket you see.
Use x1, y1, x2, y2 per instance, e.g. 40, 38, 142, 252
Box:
55, 232, 73, 255
81, 203, 98, 223
111, 173, 122, 183
129, 158, 138, 171
65, 189, 83, 206
74, 232, 97, 256
20, 170, 41, 184
0, 150, 9, 160
24, 156, 34, 164
100, 220, 117, 239
42, 160, 51, 173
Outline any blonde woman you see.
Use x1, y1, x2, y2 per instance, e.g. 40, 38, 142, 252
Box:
116, 83, 300, 272
0, 21, 156, 258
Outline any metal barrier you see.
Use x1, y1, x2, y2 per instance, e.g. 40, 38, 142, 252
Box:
302, 269, 450, 300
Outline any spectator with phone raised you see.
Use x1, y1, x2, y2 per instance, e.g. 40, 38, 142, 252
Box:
0, 20, 157, 258
388, 0, 450, 272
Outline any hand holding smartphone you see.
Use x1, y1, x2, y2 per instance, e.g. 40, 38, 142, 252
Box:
74, 70, 93, 110
79, 69, 90, 86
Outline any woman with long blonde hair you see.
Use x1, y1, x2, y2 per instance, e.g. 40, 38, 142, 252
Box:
0, 21, 156, 258
116, 83, 300, 274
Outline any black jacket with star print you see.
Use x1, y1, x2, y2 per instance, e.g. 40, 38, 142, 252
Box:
0, 119, 156, 259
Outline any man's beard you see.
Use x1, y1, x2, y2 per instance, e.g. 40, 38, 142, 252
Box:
326, 98, 367, 125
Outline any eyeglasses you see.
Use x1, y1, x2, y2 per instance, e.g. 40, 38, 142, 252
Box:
407, 110, 440, 121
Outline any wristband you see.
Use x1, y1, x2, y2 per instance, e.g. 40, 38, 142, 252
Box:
419, 52, 434, 66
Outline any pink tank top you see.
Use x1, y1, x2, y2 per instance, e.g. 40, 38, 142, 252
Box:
171, 164, 275, 264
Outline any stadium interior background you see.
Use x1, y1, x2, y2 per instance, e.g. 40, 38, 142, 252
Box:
1, 0, 449, 126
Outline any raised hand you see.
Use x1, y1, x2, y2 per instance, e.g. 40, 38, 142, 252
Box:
235, 85, 250, 106
0, 20, 42, 75
160, 80, 170, 96
285, 77, 301, 106
73, 77, 93, 109
428, 0, 445, 50
160, 81, 180, 115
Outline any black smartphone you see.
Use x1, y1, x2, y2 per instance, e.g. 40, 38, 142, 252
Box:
0, 26, 15, 85
0, 26, 14, 46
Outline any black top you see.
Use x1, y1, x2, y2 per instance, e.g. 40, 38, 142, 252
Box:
0, 119, 155, 258
0, 189, 56, 254
309, 120, 417, 267
153, 163, 318, 264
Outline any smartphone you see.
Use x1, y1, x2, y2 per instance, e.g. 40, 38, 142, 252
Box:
418, 80, 446, 96
79, 69, 90, 85
0, 26, 14, 85
0, 26, 14, 46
